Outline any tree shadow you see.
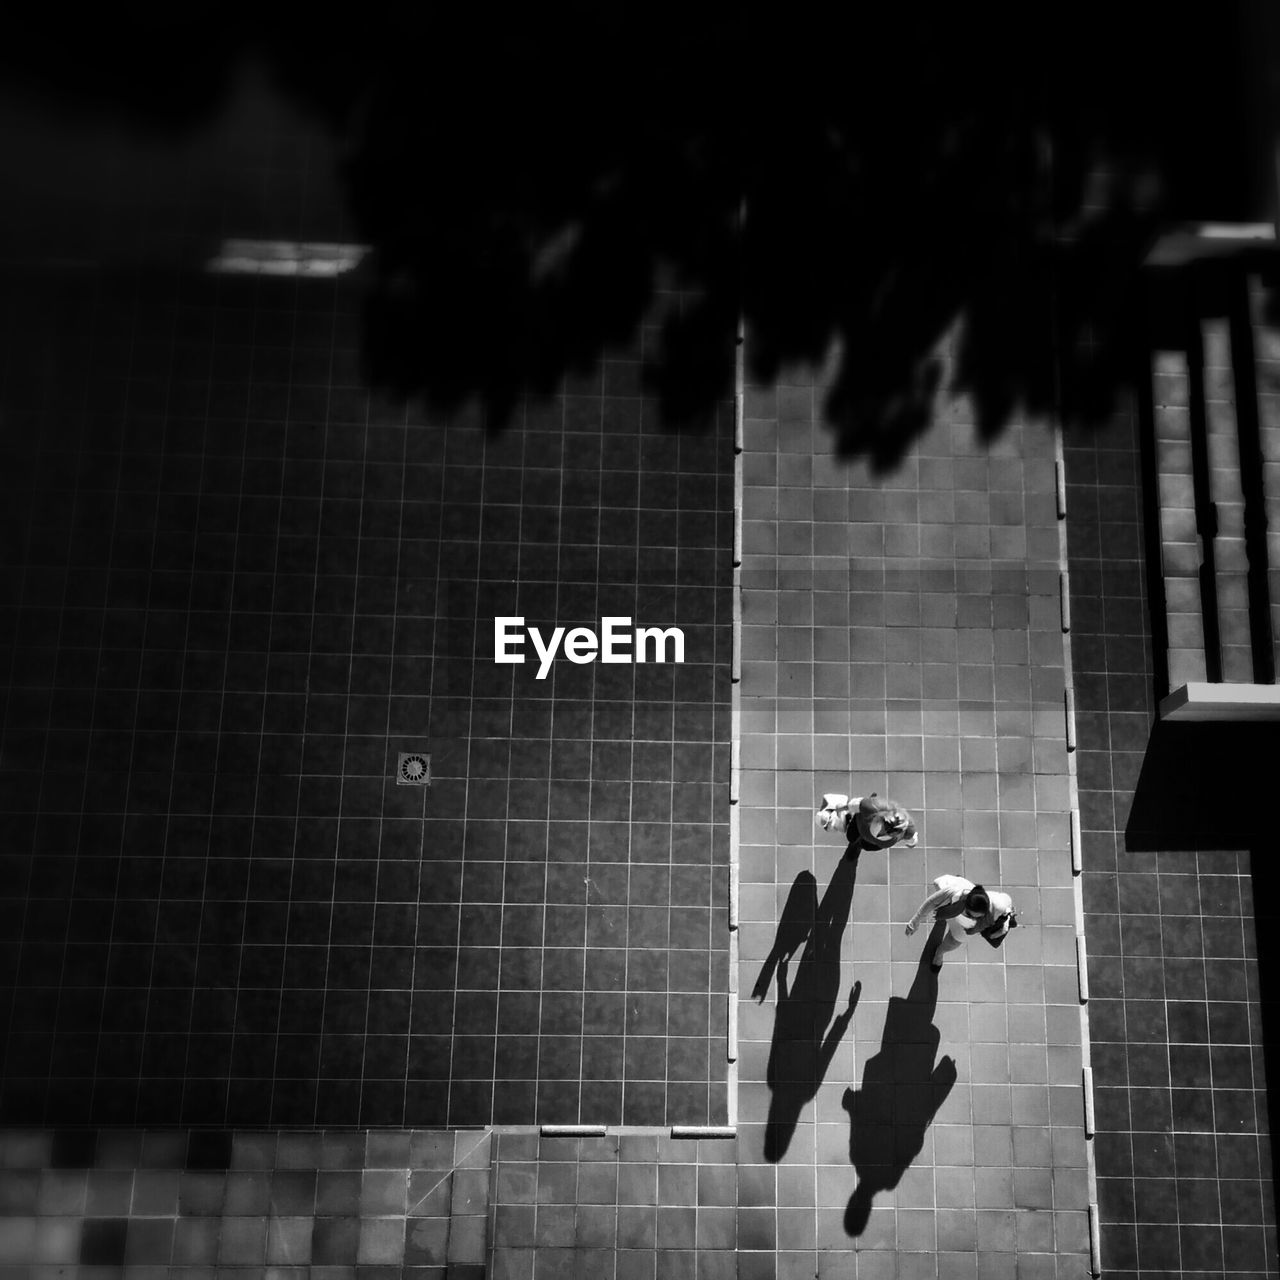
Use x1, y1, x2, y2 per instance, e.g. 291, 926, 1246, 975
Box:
756, 851, 860, 1162
2, 6, 1275, 466
842, 933, 957, 1235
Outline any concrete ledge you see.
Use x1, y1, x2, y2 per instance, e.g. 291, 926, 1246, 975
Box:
1145, 222, 1276, 268
1160, 681, 1280, 721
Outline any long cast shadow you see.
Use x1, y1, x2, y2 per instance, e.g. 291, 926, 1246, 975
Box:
842, 934, 956, 1235
756, 851, 860, 1163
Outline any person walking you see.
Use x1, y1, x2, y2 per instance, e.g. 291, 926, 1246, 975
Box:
904, 875, 1017, 972
817, 791, 918, 855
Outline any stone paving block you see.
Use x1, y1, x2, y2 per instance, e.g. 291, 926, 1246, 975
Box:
266, 1215, 313, 1266
215, 1215, 264, 1266
30, 1216, 80, 1265
356, 1215, 405, 1265
490, 1246, 535, 1280
231, 1132, 277, 1170
312, 1216, 360, 1265
269, 1170, 317, 1216
403, 1216, 447, 1267
171, 1216, 218, 1265
534, 1203, 575, 1248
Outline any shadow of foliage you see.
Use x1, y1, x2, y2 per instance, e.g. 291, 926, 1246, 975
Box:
2, 3, 1275, 465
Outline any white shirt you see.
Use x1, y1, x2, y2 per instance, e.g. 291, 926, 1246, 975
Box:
910, 875, 975, 930
910, 876, 1015, 933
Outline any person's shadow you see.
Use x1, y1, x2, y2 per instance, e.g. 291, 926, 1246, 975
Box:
754, 851, 861, 1163
842, 927, 957, 1234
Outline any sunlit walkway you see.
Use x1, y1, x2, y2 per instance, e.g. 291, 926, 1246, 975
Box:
732, 349, 1094, 1277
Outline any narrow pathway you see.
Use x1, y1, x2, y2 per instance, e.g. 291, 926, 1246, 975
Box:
735, 350, 1094, 1277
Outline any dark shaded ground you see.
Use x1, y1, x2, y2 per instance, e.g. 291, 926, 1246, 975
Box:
3, 4, 1279, 465
0, 265, 733, 1128
1125, 721, 1277, 853
841, 939, 956, 1236
1126, 719, 1280, 1223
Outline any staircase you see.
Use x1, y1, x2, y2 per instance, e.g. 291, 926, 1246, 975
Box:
1139, 251, 1280, 719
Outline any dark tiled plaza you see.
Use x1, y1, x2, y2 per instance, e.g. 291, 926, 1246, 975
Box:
0, 272, 733, 1132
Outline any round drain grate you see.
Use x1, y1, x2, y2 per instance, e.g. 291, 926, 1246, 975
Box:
397, 752, 431, 785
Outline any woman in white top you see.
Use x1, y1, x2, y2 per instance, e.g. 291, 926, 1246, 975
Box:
905, 875, 1016, 971
816, 792, 918, 855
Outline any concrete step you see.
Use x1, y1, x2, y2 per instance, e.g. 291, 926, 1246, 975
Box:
1148, 273, 1280, 703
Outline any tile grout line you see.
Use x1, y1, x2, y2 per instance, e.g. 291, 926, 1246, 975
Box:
422, 354, 452, 1134
554, 383, 583, 1128
351, 362, 376, 1130
616, 372, 636, 1133
1055, 426, 1102, 1277
587, 383, 606, 1132
668, 376, 680, 1133
136, 270, 191, 1133
539, 389, 569, 1127
87, 275, 150, 1128
386, 391, 426, 1130
448, 415, 478, 1130
28, 268, 107, 1127
256, 268, 298, 1127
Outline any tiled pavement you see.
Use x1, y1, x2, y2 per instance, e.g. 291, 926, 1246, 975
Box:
0, 1127, 491, 1276
732, 351, 1093, 1275
0, 332, 1102, 1278
0, 327, 1103, 1276
0, 269, 733, 1132
0, 57, 735, 1136
0, 53, 1274, 1280
487, 1132, 745, 1280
